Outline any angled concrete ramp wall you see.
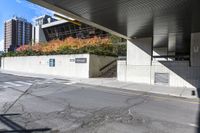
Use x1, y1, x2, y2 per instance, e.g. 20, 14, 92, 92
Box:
118, 38, 200, 89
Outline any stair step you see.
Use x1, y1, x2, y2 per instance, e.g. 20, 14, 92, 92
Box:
100, 65, 117, 78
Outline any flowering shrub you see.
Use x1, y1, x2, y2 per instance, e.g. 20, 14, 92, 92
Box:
16, 45, 31, 52
4, 37, 126, 57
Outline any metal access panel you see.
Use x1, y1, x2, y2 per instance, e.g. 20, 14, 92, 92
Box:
154, 73, 169, 85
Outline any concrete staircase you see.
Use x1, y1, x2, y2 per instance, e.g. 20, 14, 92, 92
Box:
100, 64, 117, 78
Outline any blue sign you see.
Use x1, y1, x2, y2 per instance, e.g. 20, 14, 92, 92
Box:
49, 59, 55, 67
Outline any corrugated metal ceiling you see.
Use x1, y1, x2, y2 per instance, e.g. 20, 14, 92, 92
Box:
31, 0, 200, 41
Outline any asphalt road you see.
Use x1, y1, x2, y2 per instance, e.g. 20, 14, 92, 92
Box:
0, 72, 199, 133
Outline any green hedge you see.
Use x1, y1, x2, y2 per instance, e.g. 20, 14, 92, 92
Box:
2, 44, 126, 57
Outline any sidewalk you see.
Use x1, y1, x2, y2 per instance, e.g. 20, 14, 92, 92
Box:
0, 70, 198, 99
75, 78, 198, 99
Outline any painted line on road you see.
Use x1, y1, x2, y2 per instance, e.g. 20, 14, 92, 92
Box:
64, 82, 77, 85
26, 80, 40, 83
15, 81, 32, 86
4, 82, 23, 87
0, 84, 8, 88
188, 123, 198, 128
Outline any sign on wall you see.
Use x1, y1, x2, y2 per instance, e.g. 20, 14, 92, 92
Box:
49, 58, 55, 67
75, 58, 87, 63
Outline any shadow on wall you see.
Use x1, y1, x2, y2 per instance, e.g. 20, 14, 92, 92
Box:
129, 38, 200, 133
130, 36, 200, 92
159, 61, 200, 91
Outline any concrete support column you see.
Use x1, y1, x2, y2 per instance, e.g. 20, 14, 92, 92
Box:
153, 47, 168, 61
191, 32, 200, 66
126, 38, 152, 84
153, 35, 168, 61
168, 33, 176, 56
33, 25, 47, 44
117, 37, 200, 88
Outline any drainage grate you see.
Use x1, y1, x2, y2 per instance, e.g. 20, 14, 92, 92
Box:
154, 73, 169, 85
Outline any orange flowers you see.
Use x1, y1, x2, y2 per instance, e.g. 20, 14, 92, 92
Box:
16, 45, 31, 52
16, 37, 112, 53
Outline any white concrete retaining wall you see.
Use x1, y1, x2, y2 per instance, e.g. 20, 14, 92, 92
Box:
117, 60, 127, 81
153, 61, 200, 88
1, 54, 116, 78
118, 60, 200, 89
118, 38, 200, 89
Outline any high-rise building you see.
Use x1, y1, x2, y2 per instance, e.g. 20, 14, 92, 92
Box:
4, 17, 32, 52
32, 15, 109, 44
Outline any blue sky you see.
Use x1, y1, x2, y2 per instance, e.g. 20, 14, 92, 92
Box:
0, 0, 53, 51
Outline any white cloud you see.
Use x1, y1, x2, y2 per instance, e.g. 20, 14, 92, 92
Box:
28, 3, 54, 23
17, 1, 72, 23
16, 1, 53, 22
16, 0, 22, 4
0, 39, 4, 51
25, 1, 53, 16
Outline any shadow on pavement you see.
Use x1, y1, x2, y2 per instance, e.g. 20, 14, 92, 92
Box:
0, 114, 51, 133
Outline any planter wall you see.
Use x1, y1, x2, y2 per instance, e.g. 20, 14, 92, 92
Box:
1, 54, 116, 78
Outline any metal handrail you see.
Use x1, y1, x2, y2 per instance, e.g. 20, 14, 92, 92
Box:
100, 59, 117, 72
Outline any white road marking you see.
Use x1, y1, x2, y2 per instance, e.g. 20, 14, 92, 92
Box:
26, 81, 35, 83
188, 123, 198, 127
0, 84, 8, 88
15, 81, 32, 86
26, 80, 40, 83
4, 82, 23, 87
64, 82, 76, 85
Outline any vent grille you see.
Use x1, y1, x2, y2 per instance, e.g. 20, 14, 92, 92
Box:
154, 73, 169, 85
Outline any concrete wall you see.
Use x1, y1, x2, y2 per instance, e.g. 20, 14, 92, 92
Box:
127, 38, 152, 66
117, 60, 127, 81
118, 39, 200, 89
118, 60, 200, 88
191, 32, 200, 66
89, 55, 116, 77
1, 54, 115, 78
151, 61, 200, 88
126, 38, 152, 84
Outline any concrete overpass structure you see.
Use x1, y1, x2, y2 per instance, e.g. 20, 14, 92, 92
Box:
29, 0, 200, 90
